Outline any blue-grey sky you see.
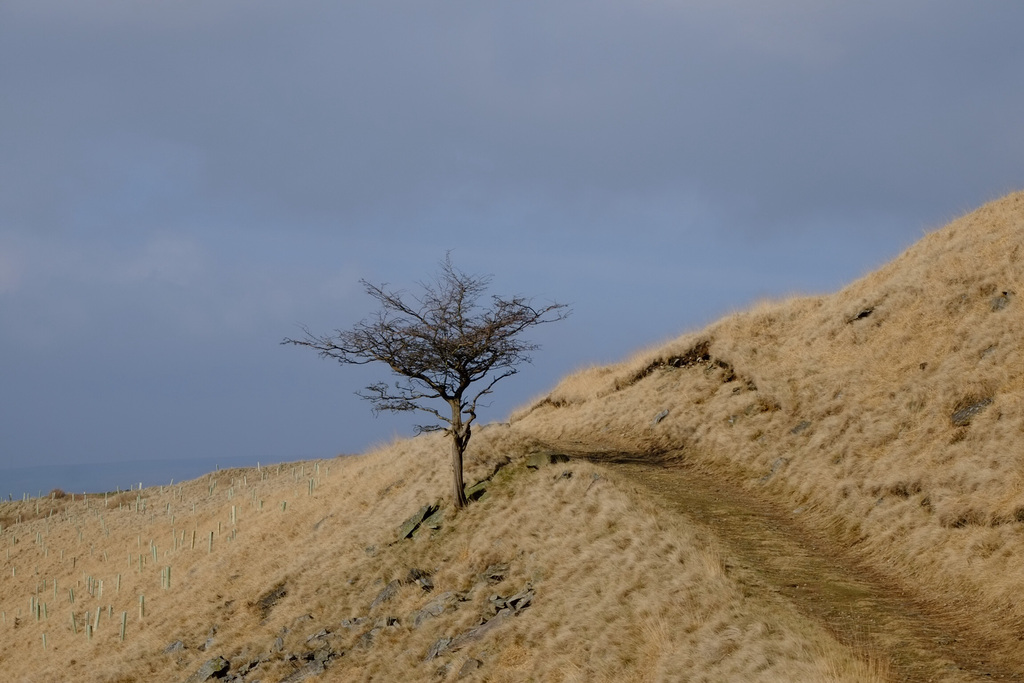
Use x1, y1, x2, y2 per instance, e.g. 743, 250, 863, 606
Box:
2, 1, 1023, 489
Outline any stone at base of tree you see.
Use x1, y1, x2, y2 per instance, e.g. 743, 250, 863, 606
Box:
464, 480, 488, 501
184, 656, 230, 683
398, 504, 439, 540
422, 506, 444, 530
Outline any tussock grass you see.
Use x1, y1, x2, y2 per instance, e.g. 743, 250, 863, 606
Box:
514, 190, 1024, 671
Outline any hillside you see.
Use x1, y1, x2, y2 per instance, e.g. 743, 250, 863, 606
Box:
514, 190, 1024, 673
2, 191, 1023, 682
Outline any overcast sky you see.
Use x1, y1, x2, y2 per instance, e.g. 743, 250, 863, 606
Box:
2, 2, 1023, 488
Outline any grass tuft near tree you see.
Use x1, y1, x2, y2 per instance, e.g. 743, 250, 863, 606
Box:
284, 256, 569, 508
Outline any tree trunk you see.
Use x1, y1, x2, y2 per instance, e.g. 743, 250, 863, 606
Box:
451, 435, 468, 509
450, 401, 469, 509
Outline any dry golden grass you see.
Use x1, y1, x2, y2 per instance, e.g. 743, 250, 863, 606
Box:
514, 190, 1024, 671
0, 427, 882, 682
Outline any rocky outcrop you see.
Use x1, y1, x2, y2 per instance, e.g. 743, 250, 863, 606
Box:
183, 656, 230, 683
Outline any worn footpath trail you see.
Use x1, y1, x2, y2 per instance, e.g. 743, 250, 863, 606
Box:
609, 460, 1023, 683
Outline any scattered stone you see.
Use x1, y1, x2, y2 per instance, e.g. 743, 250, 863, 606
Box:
458, 658, 483, 678
184, 656, 230, 683
464, 481, 488, 502
760, 457, 789, 483
272, 636, 285, 653
488, 588, 533, 615
951, 398, 992, 426
312, 514, 333, 531
254, 583, 288, 621
370, 580, 402, 610
991, 291, 1014, 311
426, 637, 452, 661
279, 659, 326, 683
305, 629, 330, 643
200, 626, 218, 652
652, 409, 670, 425
448, 609, 512, 652
340, 617, 367, 629
526, 453, 570, 469
407, 568, 434, 591
422, 506, 445, 529
556, 470, 572, 480
410, 592, 464, 628
398, 504, 439, 540
364, 545, 378, 557
790, 421, 812, 435
164, 640, 186, 653
481, 563, 509, 585
374, 616, 400, 628
358, 628, 382, 649
848, 307, 874, 322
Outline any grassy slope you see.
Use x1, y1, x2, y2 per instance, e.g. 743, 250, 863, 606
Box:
513, 190, 1024, 668
2, 190, 1021, 681
0, 430, 878, 682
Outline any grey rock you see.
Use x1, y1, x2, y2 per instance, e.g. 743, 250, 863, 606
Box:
358, 627, 381, 649
992, 291, 1014, 311
164, 640, 186, 653
481, 563, 509, 584
426, 637, 452, 661
407, 567, 434, 591
398, 504, 438, 540
369, 580, 402, 610
464, 480, 488, 502
790, 421, 812, 435
255, 583, 287, 621
848, 307, 874, 322
488, 588, 533, 615
410, 591, 463, 628
184, 656, 230, 683
449, 609, 512, 652
652, 409, 670, 425
952, 398, 992, 426
422, 506, 445, 529
458, 658, 483, 678
760, 457, 789, 482
340, 617, 367, 629
526, 453, 570, 469
279, 660, 326, 683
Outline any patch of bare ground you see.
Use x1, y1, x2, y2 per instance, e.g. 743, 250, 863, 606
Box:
615, 458, 1022, 682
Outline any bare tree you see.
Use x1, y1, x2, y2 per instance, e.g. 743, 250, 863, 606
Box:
283, 257, 569, 509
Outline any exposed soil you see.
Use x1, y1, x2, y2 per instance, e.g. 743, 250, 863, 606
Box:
612, 461, 1024, 682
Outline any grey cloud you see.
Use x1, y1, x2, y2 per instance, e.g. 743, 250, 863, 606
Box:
2, 1, 1023, 472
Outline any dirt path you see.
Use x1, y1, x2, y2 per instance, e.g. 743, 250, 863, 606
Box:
611, 462, 1023, 683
